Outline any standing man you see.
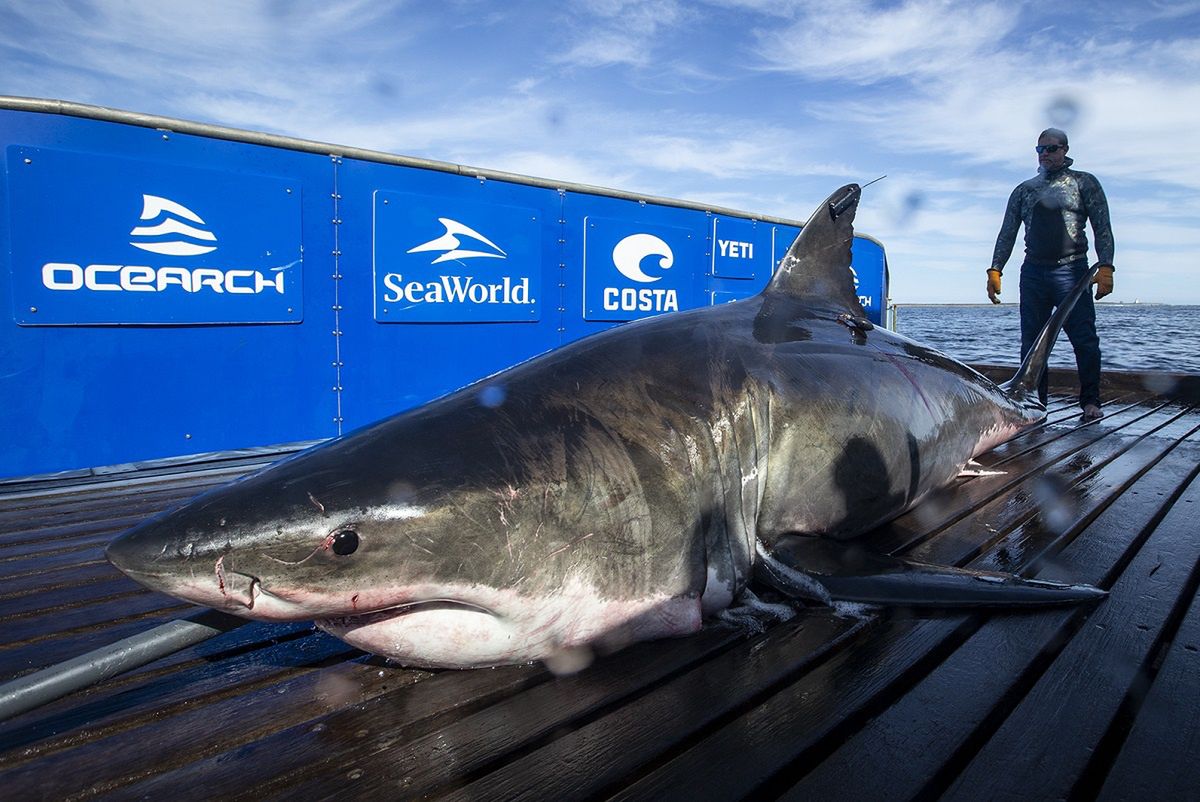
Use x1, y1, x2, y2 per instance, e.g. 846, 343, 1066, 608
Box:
987, 127, 1114, 422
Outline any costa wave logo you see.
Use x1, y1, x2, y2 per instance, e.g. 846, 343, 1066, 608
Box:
129, 195, 218, 257
604, 233, 678, 313
612, 233, 672, 282
40, 194, 290, 296
381, 217, 532, 306
407, 218, 506, 264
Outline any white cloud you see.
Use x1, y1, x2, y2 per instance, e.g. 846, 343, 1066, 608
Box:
753, 0, 1020, 83
554, 0, 690, 68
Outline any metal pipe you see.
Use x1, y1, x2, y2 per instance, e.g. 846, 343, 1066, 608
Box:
0, 95, 887, 240
0, 610, 246, 722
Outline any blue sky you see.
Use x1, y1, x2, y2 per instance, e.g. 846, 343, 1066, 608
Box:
2, 0, 1199, 303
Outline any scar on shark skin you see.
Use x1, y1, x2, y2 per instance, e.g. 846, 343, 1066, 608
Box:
494, 485, 521, 502
215, 555, 227, 596
264, 532, 339, 566
547, 532, 593, 559
308, 492, 326, 515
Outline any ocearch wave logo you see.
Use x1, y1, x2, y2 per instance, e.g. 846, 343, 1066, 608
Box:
604, 233, 678, 313
129, 195, 218, 256
39, 194, 288, 295
381, 217, 532, 306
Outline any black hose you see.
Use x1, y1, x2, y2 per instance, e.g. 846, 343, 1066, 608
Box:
0, 610, 245, 722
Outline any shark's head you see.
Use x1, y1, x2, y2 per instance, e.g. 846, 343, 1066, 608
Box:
107, 406, 698, 669
107, 426, 546, 667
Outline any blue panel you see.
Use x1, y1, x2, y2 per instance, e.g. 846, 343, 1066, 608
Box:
711, 217, 771, 280
334, 161, 564, 430
582, 215, 702, 321
563, 195, 706, 331
7, 145, 303, 325
712, 288, 758, 304
0, 105, 890, 480
851, 237, 887, 325
373, 190, 541, 323
773, 224, 802, 264
0, 110, 337, 478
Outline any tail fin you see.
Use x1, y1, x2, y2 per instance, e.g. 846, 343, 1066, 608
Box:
1001, 263, 1100, 402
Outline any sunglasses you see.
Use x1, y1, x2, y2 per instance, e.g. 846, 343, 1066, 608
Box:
1035, 144, 1065, 154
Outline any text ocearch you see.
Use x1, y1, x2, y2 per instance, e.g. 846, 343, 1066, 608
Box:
41, 263, 286, 294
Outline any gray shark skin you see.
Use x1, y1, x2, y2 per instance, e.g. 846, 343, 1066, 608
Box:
107, 184, 1105, 669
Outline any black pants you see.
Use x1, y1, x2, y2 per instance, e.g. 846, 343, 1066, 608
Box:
1019, 258, 1102, 408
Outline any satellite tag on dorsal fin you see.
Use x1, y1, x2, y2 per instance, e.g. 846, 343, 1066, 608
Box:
763, 183, 865, 317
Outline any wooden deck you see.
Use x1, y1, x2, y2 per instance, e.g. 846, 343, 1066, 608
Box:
2, 373, 1198, 800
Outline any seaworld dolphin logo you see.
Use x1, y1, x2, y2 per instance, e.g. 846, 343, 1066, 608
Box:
407, 218, 507, 265
108, 184, 1105, 671
612, 233, 673, 283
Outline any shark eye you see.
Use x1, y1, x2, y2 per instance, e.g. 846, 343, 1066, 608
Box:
331, 530, 359, 556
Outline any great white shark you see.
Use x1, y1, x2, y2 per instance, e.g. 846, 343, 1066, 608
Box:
107, 184, 1105, 669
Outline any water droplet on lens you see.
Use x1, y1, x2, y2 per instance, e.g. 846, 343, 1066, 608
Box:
890, 191, 924, 225
1142, 373, 1178, 396
479, 384, 507, 408
1045, 95, 1080, 127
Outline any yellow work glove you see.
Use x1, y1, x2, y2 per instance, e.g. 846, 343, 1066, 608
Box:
1093, 264, 1114, 300
987, 269, 1002, 304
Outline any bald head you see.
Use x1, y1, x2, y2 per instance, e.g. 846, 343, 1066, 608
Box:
1039, 127, 1068, 146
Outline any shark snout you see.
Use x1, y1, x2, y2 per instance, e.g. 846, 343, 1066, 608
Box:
107, 516, 260, 612
106, 517, 179, 577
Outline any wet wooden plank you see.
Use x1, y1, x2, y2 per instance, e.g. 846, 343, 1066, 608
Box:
926, 411, 1198, 570
0, 579, 149, 622
899, 405, 1195, 566
0, 512, 155, 548
595, 614, 966, 802
447, 613, 870, 802
123, 622, 749, 800
0, 531, 120, 563
0, 561, 117, 600
863, 400, 1187, 557
1098, 565, 1200, 801
0, 650, 424, 798
778, 442, 1200, 801
0, 622, 331, 751
942, 458, 1200, 800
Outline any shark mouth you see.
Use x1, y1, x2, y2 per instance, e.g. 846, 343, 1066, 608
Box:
318, 598, 498, 629
315, 598, 518, 669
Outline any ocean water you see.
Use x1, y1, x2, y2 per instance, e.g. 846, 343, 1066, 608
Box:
892, 304, 1200, 375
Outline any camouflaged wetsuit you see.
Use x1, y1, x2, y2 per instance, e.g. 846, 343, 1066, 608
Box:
991, 157, 1114, 408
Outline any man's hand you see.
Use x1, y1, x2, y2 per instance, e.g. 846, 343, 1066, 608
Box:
987, 269, 1002, 304
1093, 264, 1114, 300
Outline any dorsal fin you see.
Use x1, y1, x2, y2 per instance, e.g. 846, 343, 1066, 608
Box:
763, 183, 865, 317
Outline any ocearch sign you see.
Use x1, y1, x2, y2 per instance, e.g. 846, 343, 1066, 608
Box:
7, 148, 303, 325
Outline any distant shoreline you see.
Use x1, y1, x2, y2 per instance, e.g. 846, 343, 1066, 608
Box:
892, 302, 1176, 308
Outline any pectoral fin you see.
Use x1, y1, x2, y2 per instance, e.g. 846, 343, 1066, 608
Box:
755, 536, 1106, 608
